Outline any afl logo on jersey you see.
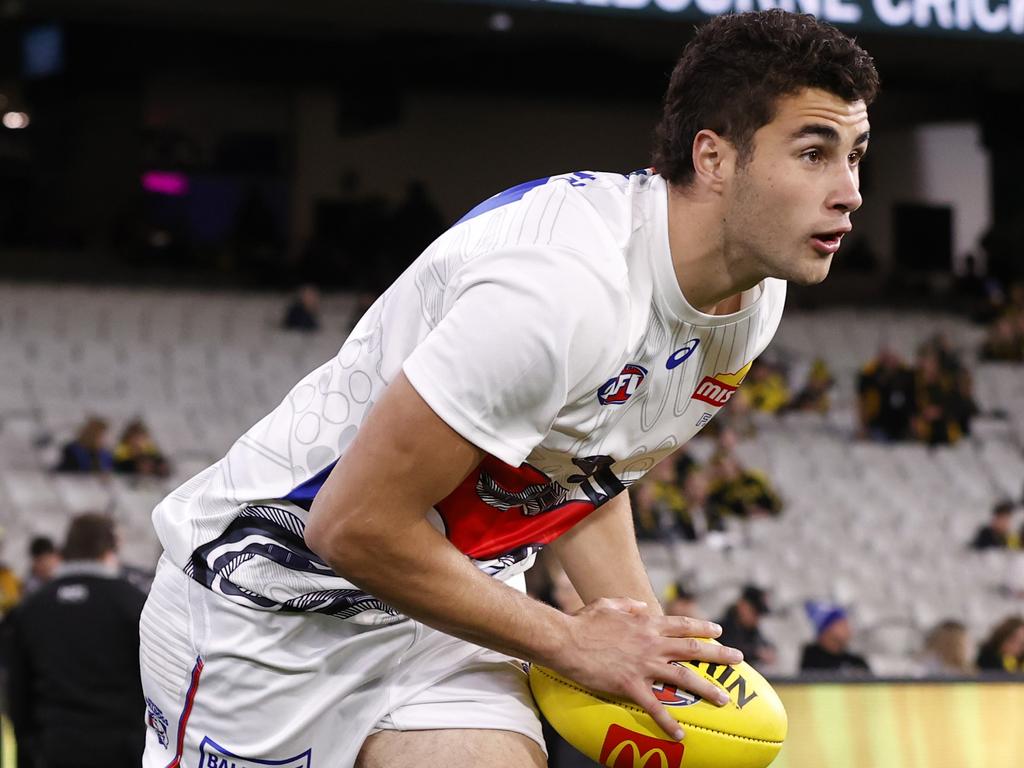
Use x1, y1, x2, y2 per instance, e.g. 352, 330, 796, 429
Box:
598, 364, 647, 405
666, 339, 700, 370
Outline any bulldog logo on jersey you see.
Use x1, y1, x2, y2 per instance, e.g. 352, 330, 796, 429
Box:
691, 361, 753, 407
598, 364, 647, 405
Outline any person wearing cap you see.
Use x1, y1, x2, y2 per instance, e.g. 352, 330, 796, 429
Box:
800, 601, 871, 674
717, 585, 776, 667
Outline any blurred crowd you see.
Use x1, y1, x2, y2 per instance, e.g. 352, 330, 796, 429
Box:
857, 334, 977, 445
530, 556, 1024, 683
629, 429, 783, 544
53, 416, 170, 479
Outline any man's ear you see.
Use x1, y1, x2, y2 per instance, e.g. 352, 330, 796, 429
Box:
691, 129, 737, 193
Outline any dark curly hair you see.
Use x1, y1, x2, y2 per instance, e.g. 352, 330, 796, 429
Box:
652, 10, 880, 187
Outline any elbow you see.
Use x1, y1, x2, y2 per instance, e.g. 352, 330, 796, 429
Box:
304, 496, 351, 570
304, 496, 378, 578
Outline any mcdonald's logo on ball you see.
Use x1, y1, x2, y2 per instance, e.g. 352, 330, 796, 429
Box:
598, 724, 685, 768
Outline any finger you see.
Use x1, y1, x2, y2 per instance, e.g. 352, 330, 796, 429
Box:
658, 616, 723, 639
632, 689, 685, 741
657, 664, 732, 708
661, 636, 743, 665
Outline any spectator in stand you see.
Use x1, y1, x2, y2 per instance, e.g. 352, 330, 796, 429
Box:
970, 500, 1018, 550
681, 468, 712, 540
54, 416, 114, 473
743, 361, 790, 414
922, 332, 963, 378
662, 581, 705, 620
717, 585, 777, 668
800, 601, 871, 674
631, 458, 701, 542
976, 616, 1024, 674
23, 536, 61, 596
857, 347, 915, 442
706, 451, 783, 530
951, 369, 980, 438
920, 620, 974, 676
2, 513, 147, 767
980, 316, 1024, 362
674, 448, 697, 484
0, 530, 22, 616
113, 419, 171, 478
785, 358, 835, 414
911, 348, 972, 445
282, 284, 322, 332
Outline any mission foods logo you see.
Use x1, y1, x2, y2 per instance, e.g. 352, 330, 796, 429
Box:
691, 361, 752, 407
599, 724, 685, 768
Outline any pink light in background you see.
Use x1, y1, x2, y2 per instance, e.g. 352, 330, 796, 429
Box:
142, 171, 189, 196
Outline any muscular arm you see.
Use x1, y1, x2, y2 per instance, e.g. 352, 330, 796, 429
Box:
549, 491, 662, 615
305, 371, 570, 666
305, 372, 741, 740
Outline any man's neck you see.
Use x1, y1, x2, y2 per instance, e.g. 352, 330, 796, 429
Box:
666, 182, 763, 314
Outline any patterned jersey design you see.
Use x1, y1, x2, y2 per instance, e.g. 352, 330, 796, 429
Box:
155, 170, 786, 624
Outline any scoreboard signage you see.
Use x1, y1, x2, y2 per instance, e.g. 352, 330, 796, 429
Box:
459, 0, 1024, 40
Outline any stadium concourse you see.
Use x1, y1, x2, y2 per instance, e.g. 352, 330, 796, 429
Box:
2, 283, 1023, 677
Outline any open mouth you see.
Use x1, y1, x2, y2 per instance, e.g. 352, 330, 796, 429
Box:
810, 230, 847, 255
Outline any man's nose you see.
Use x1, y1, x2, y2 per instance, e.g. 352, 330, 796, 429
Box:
829, 165, 862, 214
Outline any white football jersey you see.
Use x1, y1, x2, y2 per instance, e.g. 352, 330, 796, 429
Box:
152, 170, 786, 625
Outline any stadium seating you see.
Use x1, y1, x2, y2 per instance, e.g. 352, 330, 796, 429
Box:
2, 283, 1023, 677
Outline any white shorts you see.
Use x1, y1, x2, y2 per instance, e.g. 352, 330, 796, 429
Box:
139, 555, 546, 768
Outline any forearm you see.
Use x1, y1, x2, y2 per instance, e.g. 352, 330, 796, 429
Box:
308, 505, 571, 666
550, 491, 662, 615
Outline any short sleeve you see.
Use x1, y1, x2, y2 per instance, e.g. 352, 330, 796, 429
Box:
403, 245, 625, 466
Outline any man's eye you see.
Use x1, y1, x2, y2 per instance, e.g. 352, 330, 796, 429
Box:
803, 150, 822, 163
849, 151, 865, 165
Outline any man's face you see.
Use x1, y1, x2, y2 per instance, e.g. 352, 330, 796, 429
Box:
33, 552, 60, 579
724, 88, 870, 286
736, 599, 760, 628
823, 617, 852, 648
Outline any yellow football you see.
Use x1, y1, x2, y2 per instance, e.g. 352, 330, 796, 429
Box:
529, 646, 786, 768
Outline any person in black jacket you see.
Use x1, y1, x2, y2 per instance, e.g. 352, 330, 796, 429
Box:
970, 500, 1017, 550
800, 601, 871, 675
717, 584, 777, 667
2, 513, 147, 768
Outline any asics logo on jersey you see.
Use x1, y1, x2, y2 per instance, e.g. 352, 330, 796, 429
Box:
691, 362, 753, 407
666, 339, 700, 369
598, 364, 647, 405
